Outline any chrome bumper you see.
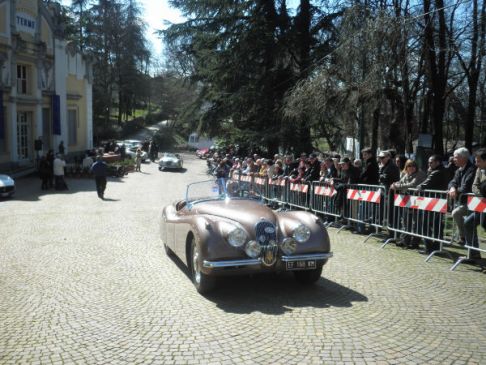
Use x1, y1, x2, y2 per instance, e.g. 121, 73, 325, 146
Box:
203, 252, 332, 269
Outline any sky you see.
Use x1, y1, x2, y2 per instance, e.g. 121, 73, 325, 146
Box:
60, 0, 184, 58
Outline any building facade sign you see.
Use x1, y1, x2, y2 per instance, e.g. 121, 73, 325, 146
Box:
16, 12, 36, 34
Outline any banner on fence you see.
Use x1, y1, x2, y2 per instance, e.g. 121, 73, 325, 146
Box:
314, 185, 337, 197
394, 194, 447, 213
346, 189, 381, 203
467, 195, 486, 213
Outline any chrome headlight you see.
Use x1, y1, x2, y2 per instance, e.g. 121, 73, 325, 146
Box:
281, 237, 297, 255
227, 227, 247, 247
293, 224, 311, 243
245, 240, 261, 258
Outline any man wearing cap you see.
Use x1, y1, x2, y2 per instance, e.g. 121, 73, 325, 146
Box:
90, 156, 109, 199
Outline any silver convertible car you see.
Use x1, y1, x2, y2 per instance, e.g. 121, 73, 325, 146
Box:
158, 153, 183, 171
160, 179, 332, 294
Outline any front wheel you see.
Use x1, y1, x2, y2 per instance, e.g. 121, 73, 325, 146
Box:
190, 238, 215, 294
293, 266, 323, 285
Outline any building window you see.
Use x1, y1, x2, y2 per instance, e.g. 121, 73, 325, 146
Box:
17, 65, 28, 94
68, 109, 77, 145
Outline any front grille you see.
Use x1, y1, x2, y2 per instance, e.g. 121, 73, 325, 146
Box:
255, 221, 276, 246
0, 186, 14, 193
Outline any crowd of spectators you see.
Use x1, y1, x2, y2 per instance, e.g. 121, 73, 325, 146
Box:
206, 146, 485, 261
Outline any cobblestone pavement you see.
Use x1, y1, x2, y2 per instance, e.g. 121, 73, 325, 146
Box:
1, 154, 485, 365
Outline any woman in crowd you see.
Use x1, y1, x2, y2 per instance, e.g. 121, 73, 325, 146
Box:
390, 159, 427, 248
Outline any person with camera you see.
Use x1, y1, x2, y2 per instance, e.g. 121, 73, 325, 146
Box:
463, 148, 486, 261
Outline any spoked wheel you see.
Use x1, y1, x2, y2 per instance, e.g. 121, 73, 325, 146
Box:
190, 238, 215, 294
293, 265, 323, 285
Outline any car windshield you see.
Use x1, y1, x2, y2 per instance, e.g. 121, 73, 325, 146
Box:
164, 153, 177, 159
185, 178, 263, 206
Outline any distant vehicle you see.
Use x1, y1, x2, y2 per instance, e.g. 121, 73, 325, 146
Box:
158, 153, 183, 171
160, 179, 333, 294
196, 147, 209, 159
188, 133, 216, 150
116, 140, 148, 162
0, 174, 15, 198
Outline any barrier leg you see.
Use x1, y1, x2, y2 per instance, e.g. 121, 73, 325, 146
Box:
424, 242, 453, 262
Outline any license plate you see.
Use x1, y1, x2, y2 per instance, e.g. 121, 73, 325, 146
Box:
286, 260, 316, 271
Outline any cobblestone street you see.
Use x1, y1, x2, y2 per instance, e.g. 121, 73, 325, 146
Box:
1, 154, 485, 365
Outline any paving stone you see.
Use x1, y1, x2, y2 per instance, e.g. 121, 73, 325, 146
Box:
0, 154, 485, 364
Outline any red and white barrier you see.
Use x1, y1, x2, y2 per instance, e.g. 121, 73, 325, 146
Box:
290, 183, 309, 193
394, 194, 447, 213
314, 185, 337, 197
467, 195, 486, 213
347, 189, 381, 203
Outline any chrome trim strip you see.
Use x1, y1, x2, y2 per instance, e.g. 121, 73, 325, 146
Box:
203, 258, 261, 268
281, 253, 333, 262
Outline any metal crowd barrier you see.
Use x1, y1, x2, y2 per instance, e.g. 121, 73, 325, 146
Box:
310, 181, 342, 226
227, 171, 484, 270
386, 188, 454, 261
267, 178, 287, 205
285, 181, 311, 210
337, 184, 387, 241
450, 193, 486, 270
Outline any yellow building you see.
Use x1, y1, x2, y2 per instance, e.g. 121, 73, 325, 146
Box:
0, 0, 92, 172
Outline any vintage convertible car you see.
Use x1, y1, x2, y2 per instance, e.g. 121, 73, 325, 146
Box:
160, 179, 332, 293
0, 174, 15, 198
158, 153, 183, 171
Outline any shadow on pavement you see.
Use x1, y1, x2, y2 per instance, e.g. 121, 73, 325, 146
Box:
205, 274, 368, 315
166, 253, 367, 314
7, 175, 126, 202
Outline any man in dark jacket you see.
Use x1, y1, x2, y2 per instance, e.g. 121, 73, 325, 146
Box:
378, 150, 400, 188
448, 148, 476, 245
303, 153, 321, 182
378, 150, 400, 235
360, 147, 379, 185
416, 154, 450, 254
90, 156, 109, 199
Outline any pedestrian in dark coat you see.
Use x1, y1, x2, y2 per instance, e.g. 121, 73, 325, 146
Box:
90, 156, 109, 199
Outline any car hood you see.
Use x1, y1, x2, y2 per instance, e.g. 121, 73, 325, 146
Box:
161, 157, 180, 162
192, 199, 276, 226
0, 174, 14, 187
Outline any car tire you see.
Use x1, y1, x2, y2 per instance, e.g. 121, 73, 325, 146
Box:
293, 265, 323, 285
190, 237, 215, 294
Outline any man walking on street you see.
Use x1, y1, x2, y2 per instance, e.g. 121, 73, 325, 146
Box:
90, 156, 109, 199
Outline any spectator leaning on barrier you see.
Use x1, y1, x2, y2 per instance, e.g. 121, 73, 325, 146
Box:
360, 147, 380, 185
390, 160, 427, 248
304, 153, 321, 182
448, 147, 476, 245
416, 154, 450, 254
463, 148, 486, 261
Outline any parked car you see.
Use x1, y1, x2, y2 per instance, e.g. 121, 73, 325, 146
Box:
158, 153, 183, 171
0, 174, 15, 198
160, 179, 332, 294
